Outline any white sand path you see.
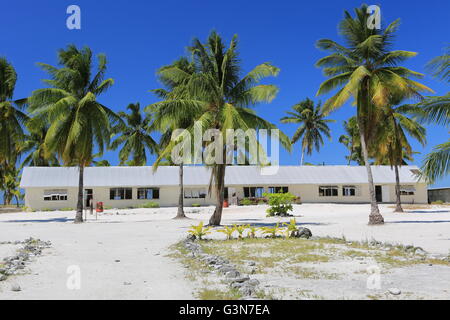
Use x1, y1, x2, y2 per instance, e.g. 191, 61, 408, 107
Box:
0, 203, 449, 299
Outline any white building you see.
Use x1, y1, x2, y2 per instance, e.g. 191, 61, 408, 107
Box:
19, 165, 428, 210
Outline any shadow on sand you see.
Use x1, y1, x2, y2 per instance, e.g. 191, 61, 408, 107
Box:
387, 220, 450, 224
3, 217, 73, 223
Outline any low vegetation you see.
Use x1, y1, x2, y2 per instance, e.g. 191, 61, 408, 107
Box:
173, 232, 450, 299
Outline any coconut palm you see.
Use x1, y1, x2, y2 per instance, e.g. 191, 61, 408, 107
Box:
281, 98, 334, 165
0, 57, 27, 205
150, 57, 197, 219
110, 103, 158, 166
28, 45, 119, 223
339, 117, 363, 165
20, 123, 60, 168
374, 104, 426, 212
418, 47, 449, 183
315, 5, 433, 224
149, 31, 291, 225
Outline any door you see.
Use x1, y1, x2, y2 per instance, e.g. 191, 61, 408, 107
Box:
375, 186, 382, 203
84, 189, 93, 207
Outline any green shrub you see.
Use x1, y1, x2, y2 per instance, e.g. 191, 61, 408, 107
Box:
264, 192, 296, 217
431, 200, 444, 205
261, 223, 282, 238
233, 224, 248, 240
218, 225, 235, 240
283, 218, 298, 238
240, 198, 254, 206
188, 222, 212, 240
141, 201, 160, 208
60, 207, 74, 211
191, 203, 202, 208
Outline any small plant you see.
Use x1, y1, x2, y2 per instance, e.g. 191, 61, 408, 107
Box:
218, 225, 235, 240
188, 222, 212, 240
233, 224, 248, 240
247, 225, 258, 239
141, 201, 160, 208
240, 198, 255, 206
283, 218, 298, 238
264, 192, 296, 217
192, 203, 202, 207
261, 223, 282, 238
60, 207, 74, 211
431, 200, 444, 205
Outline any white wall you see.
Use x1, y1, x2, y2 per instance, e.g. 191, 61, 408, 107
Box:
24, 182, 428, 210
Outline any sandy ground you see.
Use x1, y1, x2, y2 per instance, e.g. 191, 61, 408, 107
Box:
0, 203, 449, 299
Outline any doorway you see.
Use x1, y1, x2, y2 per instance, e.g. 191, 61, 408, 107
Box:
84, 189, 93, 208
375, 186, 382, 203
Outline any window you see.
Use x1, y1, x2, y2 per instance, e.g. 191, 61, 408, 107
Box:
184, 188, 207, 199
243, 187, 264, 198
137, 188, 159, 200
400, 185, 415, 196
319, 186, 338, 197
342, 186, 357, 197
109, 188, 132, 200
268, 186, 289, 194
43, 189, 68, 201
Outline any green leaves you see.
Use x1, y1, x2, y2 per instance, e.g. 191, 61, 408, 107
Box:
421, 141, 450, 184
28, 45, 117, 166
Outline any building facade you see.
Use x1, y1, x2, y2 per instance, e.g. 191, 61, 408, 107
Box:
20, 165, 428, 210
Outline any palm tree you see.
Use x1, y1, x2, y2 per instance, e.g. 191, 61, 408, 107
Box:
374, 104, 426, 212
110, 103, 158, 166
28, 45, 119, 223
21, 122, 60, 168
315, 5, 433, 224
150, 57, 197, 219
149, 31, 291, 225
281, 98, 334, 165
338, 117, 363, 165
0, 57, 27, 205
418, 47, 449, 183
93, 159, 111, 166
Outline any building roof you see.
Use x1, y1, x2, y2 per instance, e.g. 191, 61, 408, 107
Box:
20, 165, 424, 188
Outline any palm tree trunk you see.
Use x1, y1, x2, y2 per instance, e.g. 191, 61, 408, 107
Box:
300, 147, 305, 166
394, 164, 403, 212
209, 164, 226, 226
174, 163, 186, 219
74, 165, 84, 223
357, 117, 384, 225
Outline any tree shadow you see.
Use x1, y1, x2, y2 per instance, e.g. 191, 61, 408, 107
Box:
387, 220, 450, 224
225, 219, 331, 227
406, 210, 450, 214
3, 217, 73, 223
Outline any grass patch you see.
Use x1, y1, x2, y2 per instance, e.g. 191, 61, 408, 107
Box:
196, 288, 242, 300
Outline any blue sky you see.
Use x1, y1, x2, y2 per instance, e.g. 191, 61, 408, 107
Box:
2, 0, 449, 188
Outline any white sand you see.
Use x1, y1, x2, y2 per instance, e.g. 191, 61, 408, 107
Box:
0, 203, 449, 299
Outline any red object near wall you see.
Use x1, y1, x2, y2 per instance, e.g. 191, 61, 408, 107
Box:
96, 202, 104, 213
223, 200, 229, 208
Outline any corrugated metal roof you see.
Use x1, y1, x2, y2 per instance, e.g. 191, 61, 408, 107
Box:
20, 165, 424, 188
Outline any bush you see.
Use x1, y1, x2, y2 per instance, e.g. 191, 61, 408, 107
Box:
431, 200, 444, 205
191, 203, 202, 208
60, 207, 74, 211
264, 192, 296, 217
141, 201, 160, 208
239, 198, 254, 206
